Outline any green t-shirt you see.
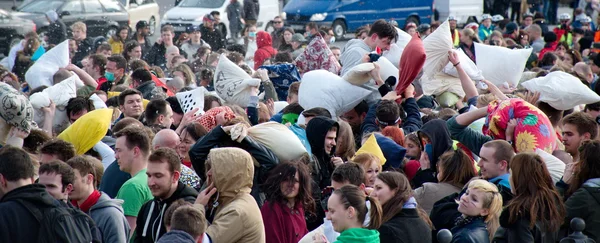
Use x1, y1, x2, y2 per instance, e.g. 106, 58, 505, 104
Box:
116, 168, 153, 217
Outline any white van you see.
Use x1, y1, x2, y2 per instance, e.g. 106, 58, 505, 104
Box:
434, 0, 484, 25
120, 0, 161, 35
161, 0, 280, 38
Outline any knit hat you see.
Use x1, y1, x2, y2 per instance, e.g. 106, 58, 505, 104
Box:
0, 83, 35, 133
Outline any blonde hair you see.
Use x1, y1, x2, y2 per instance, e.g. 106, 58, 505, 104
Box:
71, 21, 87, 33
352, 153, 382, 184
464, 179, 503, 241
461, 28, 481, 43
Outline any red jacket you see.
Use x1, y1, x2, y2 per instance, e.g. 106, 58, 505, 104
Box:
538, 41, 558, 60
254, 31, 278, 69
261, 200, 308, 243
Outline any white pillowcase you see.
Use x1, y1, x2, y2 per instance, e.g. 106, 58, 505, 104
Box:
25, 40, 70, 90
443, 48, 484, 81
342, 63, 375, 85
521, 71, 600, 110
382, 27, 412, 68
422, 20, 454, 81
299, 70, 371, 117
247, 122, 308, 161
30, 75, 77, 134
214, 53, 261, 107
535, 148, 565, 185
176, 87, 207, 116
475, 42, 532, 88
421, 72, 466, 98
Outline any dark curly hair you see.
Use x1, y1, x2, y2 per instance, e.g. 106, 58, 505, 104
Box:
262, 161, 315, 216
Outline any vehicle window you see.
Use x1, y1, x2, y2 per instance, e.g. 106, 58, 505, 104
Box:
100, 0, 123, 12
61, 1, 84, 14
178, 0, 224, 8
142, 0, 154, 5
18, 0, 64, 13
83, 0, 104, 13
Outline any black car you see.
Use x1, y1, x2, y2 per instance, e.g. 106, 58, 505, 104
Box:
0, 9, 36, 55
12, 0, 129, 39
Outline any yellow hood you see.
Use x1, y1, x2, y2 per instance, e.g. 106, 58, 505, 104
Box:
209, 147, 254, 203
353, 134, 387, 165
58, 108, 112, 155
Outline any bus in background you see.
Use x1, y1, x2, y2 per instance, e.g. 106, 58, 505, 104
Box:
282, 0, 434, 39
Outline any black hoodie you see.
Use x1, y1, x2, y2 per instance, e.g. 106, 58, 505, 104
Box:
306, 116, 339, 190
413, 119, 453, 188
0, 184, 57, 242
134, 182, 198, 243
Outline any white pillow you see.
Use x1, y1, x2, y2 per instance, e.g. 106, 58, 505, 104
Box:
274, 101, 288, 114
25, 40, 70, 90
422, 20, 454, 81
176, 87, 206, 116
521, 71, 600, 110
443, 48, 484, 81
247, 122, 308, 161
475, 42, 532, 88
299, 70, 371, 117
30, 75, 77, 134
382, 27, 412, 68
342, 63, 375, 85
535, 148, 565, 184
89, 94, 107, 109
213, 53, 261, 107
420, 72, 466, 97
376, 56, 400, 89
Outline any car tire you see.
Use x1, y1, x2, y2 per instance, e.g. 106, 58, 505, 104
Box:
149, 17, 156, 36
332, 19, 346, 40
106, 26, 118, 39
406, 16, 420, 26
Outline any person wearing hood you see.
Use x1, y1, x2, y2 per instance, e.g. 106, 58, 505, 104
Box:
131, 68, 167, 100
194, 147, 266, 243
200, 14, 225, 51
306, 116, 341, 190
412, 119, 455, 188
134, 148, 198, 243
45, 10, 67, 47
188, 123, 279, 205
67, 155, 131, 243
538, 31, 558, 59
254, 31, 277, 69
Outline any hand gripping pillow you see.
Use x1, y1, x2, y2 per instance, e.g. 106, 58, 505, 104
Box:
214, 53, 261, 107
299, 70, 371, 117
176, 87, 206, 116
443, 48, 484, 81
29, 75, 77, 134
58, 108, 113, 155
475, 42, 532, 88
25, 40, 70, 90
342, 57, 398, 88
483, 98, 557, 153
382, 27, 413, 68
396, 34, 426, 95
421, 72, 466, 98
293, 35, 341, 74
521, 71, 600, 110
247, 122, 308, 161
422, 21, 454, 82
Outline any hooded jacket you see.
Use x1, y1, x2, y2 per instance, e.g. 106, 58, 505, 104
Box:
563, 178, 600, 242
201, 25, 225, 52
199, 147, 266, 243
89, 192, 131, 243
134, 181, 198, 243
0, 184, 57, 242
413, 119, 453, 188
374, 134, 407, 170
306, 116, 339, 189
137, 80, 167, 100
254, 31, 277, 69
336, 228, 380, 243
157, 230, 196, 243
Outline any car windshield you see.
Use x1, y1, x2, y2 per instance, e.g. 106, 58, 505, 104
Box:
178, 0, 224, 8
18, 0, 64, 13
100, 0, 124, 12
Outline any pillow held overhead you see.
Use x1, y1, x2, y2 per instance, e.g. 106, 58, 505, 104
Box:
396, 34, 426, 95
521, 71, 600, 110
353, 134, 387, 165
247, 122, 308, 161
475, 42, 532, 88
58, 108, 113, 155
443, 48, 484, 80
299, 70, 371, 117
214, 53, 261, 107
25, 40, 70, 90
382, 27, 412, 68
293, 35, 341, 75
176, 87, 207, 116
422, 20, 454, 81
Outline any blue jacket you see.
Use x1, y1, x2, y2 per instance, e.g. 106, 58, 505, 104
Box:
361, 98, 422, 137
451, 217, 490, 243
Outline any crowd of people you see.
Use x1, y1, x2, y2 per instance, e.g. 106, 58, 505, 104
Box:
0, 1, 599, 243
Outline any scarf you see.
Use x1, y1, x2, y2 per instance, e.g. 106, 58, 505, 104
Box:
72, 190, 102, 213
454, 215, 485, 228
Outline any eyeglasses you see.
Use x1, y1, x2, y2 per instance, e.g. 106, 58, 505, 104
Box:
273, 21, 282, 24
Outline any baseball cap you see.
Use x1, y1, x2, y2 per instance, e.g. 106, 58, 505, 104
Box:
136, 20, 148, 29
504, 22, 518, 34
203, 14, 215, 22
186, 25, 201, 33
523, 12, 534, 19
482, 14, 492, 20
292, 33, 306, 42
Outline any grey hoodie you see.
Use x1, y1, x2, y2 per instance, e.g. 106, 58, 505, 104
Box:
157, 230, 196, 243
89, 192, 131, 243
340, 39, 381, 105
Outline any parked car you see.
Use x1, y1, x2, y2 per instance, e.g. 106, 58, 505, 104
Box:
282, 0, 434, 39
0, 9, 37, 56
12, 0, 129, 40
118, 0, 160, 35
161, 0, 279, 39
434, 0, 484, 25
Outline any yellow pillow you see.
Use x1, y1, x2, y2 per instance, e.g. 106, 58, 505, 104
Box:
58, 108, 112, 155
353, 134, 386, 165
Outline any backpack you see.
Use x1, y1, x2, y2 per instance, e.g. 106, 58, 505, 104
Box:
18, 199, 102, 243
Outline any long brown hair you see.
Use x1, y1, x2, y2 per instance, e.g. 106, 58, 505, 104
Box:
567, 140, 600, 197
376, 172, 433, 228
262, 161, 315, 215
334, 185, 383, 229
437, 150, 477, 188
508, 153, 565, 231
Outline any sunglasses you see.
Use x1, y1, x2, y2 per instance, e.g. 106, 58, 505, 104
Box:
273, 21, 282, 24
